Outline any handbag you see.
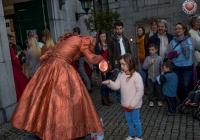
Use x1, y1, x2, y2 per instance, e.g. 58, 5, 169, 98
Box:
91, 68, 102, 87
164, 38, 187, 62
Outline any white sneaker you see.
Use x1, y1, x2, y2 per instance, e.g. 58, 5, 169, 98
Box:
135, 137, 143, 140
157, 101, 163, 107
125, 136, 134, 140
149, 102, 154, 107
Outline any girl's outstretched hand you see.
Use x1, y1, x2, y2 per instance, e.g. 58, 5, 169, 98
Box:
102, 80, 110, 85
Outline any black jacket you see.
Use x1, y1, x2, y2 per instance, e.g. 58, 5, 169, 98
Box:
146, 32, 173, 57
108, 34, 131, 69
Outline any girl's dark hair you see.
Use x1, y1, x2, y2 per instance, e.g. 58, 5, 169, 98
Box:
119, 53, 138, 81
137, 26, 145, 36
175, 22, 190, 37
163, 60, 175, 70
98, 29, 108, 47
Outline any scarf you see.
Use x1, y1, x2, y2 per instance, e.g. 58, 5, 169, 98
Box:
173, 36, 190, 59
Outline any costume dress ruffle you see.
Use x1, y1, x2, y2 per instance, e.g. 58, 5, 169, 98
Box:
10, 35, 104, 140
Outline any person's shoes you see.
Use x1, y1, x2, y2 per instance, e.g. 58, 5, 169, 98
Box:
135, 137, 143, 140
166, 111, 176, 116
190, 103, 198, 107
88, 89, 92, 94
102, 97, 109, 106
106, 95, 114, 103
125, 136, 135, 140
149, 102, 154, 107
157, 101, 163, 107
185, 100, 192, 105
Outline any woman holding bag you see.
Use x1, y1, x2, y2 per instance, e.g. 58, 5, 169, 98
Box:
165, 22, 200, 104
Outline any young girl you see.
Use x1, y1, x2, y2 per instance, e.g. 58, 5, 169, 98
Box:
26, 36, 41, 78
102, 53, 144, 140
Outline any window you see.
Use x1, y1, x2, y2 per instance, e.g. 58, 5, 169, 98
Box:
94, 0, 109, 11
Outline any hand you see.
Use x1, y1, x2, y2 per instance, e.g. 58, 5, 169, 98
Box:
177, 52, 180, 55
102, 80, 110, 85
198, 85, 200, 89
23, 50, 26, 54
161, 71, 164, 75
151, 59, 154, 64
17, 51, 21, 57
128, 105, 134, 109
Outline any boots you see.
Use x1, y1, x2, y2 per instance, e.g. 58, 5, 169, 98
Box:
106, 95, 114, 103
102, 97, 109, 106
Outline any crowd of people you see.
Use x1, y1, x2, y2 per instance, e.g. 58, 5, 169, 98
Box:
6, 14, 200, 140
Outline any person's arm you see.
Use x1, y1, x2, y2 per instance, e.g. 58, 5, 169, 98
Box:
190, 37, 200, 52
160, 74, 167, 84
80, 36, 103, 65
9, 47, 21, 69
143, 57, 152, 70
129, 73, 144, 108
25, 49, 30, 66
103, 73, 121, 90
195, 51, 200, 66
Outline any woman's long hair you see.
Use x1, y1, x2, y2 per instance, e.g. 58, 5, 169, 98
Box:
119, 53, 138, 81
28, 36, 41, 59
42, 29, 55, 48
98, 29, 108, 47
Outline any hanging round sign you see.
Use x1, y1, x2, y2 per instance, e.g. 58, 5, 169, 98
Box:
182, 0, 197, 14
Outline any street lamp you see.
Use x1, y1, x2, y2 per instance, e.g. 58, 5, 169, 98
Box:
75, 0, 93, 21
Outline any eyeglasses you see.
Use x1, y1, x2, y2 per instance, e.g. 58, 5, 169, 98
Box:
175, 28, 183, 30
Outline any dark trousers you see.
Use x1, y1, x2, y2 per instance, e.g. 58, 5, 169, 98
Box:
188, 90, 200, 103
100, 72, 111, 97
166, 96, 176, 113
147, 79, 162, 102
173, 65, 193, 100
197, 66, 200, 80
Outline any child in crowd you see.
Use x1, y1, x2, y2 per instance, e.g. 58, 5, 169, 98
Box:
159, 60, 178, 116
102, 53, 144, 140
185, 85, 200, 107
143, 43, 163, 107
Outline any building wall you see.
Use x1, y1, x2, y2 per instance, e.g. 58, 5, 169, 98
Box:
47, 0, 200, 42
0, 0, 17, 125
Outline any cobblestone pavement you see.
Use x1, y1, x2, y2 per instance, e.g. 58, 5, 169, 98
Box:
0, 87, 200, 140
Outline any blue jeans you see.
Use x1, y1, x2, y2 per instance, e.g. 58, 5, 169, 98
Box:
75, 57, 91, 91
124, 109, 142, 137
188, 90, 200, 103
101, 72, 111, 97
114, 69, 121, 102
173, 65, 193, 100
138, 62, 147, 85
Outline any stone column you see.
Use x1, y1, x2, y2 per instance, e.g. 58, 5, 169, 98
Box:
0, 0, 17, 125
46, 0, 65, 42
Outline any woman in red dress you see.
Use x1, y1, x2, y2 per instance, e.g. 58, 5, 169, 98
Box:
10, 33, 104, 140
9, 46, 28, 101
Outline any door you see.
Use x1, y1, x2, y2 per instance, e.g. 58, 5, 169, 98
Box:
14, 0, 49, 49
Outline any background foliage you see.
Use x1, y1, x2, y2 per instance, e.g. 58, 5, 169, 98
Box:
84, 9, 120, 34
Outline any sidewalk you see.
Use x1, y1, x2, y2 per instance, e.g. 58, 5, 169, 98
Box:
0, 87, 199, 140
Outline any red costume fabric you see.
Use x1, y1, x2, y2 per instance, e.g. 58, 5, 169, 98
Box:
9, 46, 28, 101
10, 35, 104, 140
